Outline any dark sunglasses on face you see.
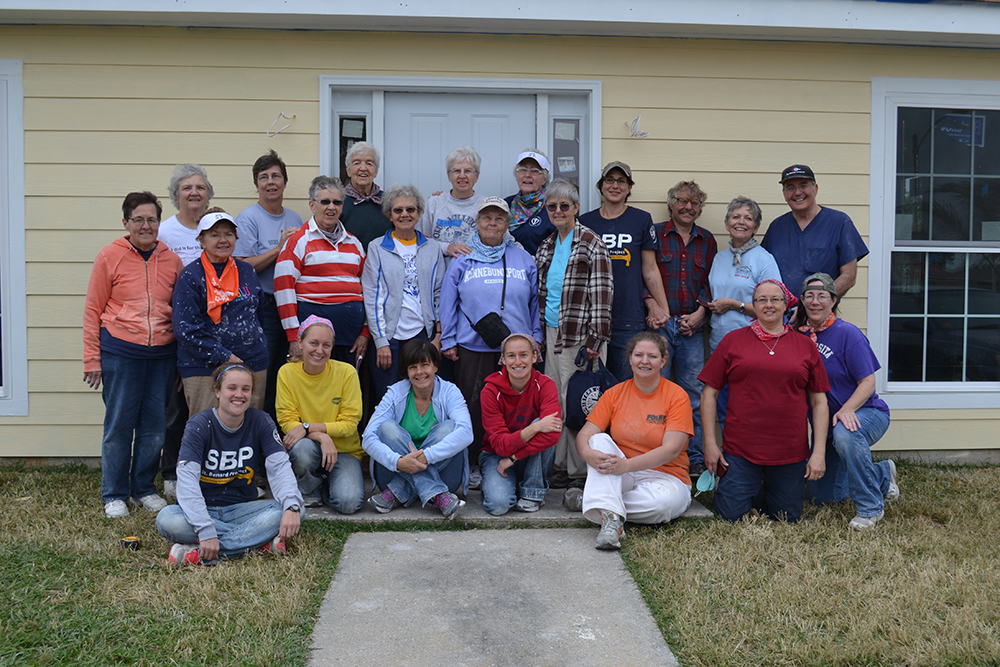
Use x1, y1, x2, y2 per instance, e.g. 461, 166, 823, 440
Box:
315, 198, 344, 207
392, 206, 418, 215
545, 202, 574, 212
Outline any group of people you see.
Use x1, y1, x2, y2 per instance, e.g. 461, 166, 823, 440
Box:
84, 142, 899, 560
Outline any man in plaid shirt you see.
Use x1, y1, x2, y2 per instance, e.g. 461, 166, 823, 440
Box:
646, 181, 717, 478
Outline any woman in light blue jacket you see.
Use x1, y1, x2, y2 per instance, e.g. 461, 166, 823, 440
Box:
363, 339, 473, 520
362, 184, 445, 404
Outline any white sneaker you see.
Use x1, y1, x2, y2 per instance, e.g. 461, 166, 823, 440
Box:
163, 479, 177, 502
514, 498, 542, 512
104, 499, 129, 519
885, 459, 900, 502
131, 494, 168, 513
468, 465, 482, 491
849, 511, 884, 530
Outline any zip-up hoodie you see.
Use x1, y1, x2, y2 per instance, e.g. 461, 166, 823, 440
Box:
362, 230, 444, 349
83, 237, 183, 372
480, 367, 561, 459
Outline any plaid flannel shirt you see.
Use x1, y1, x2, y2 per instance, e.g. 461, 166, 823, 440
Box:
653, 221, 718, 315
535, 222, 614, 354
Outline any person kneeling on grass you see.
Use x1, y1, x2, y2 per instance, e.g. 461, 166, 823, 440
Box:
362, 339, 473, 520
479, 333, 562, 515
276, 315, 364, 514
575, 331, 693, 550
156, 363, 303, 566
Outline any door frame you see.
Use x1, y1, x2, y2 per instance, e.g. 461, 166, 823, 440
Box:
318, 75, 602, 209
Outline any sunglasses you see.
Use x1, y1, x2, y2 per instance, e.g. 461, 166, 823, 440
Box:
545, 202, 574, 212
315, 198, 344, 207
392, 206, 418, 215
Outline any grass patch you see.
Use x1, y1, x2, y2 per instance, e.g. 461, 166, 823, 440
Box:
2, 463, 999, 666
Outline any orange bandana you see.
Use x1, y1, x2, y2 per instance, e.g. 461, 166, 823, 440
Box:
798, 312, 837, 344
200, 253, 240, 324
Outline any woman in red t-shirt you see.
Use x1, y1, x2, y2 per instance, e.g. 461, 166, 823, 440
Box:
699, 279, 830, 523
575, 331, 693, 550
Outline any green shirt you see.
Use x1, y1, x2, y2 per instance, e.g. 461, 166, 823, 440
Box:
399, 389, 438, 448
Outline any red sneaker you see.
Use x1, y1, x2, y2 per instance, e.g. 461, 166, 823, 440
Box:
168, 543, 200, 566
259, 536, 286, 556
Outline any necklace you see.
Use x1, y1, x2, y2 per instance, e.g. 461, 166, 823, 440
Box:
760, 336, 780, 356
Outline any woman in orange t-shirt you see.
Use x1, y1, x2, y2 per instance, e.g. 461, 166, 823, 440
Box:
575, 331, 693, 550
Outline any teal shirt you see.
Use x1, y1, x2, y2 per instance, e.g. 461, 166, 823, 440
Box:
544, 231, 573, 328
399, 389, 438, 448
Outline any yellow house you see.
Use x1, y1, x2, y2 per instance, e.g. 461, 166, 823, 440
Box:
0, 2, 997, 462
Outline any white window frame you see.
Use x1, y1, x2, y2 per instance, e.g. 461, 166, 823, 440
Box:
0, 59, 27, 415
869, 76, 1000, 410
317, 76, 602, 211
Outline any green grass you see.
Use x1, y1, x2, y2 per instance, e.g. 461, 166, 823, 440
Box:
2, 463, 999, 666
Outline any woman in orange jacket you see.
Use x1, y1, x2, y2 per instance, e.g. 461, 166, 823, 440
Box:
83, 192, 183, 519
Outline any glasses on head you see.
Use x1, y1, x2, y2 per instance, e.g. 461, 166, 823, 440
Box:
128, 217, 159, 226
545, 202, 574, 212
783, 182, 814, 194
753, 296, 787, 305
515, 166, 544, 176
673, 198, 703, 209
314, 198, 344, 207
603, 176, 629, 186
392, 206, 418, 215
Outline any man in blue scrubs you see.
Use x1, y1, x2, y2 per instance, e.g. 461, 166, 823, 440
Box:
762, 165, 868, 298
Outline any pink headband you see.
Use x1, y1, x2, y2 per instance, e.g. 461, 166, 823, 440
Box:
298, 314, 335, 341
753, 279, 799, 309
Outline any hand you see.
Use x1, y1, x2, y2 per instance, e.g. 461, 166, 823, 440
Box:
585, 347, 600, 361
376, 345, 392, 370
442, 346, 459, 362
431, 334, 442, 353
704, 440, 728, 476
316, 433, 338, 472
536, 412, 563, 434
594, 452, 627, 476
83, 371, 102, 390
396, 443, 428, 474
279, 508, 301, 541
497, 456, 515, 478
645, 301, 668, 329
288, 340, 302, 359
706, 298, 738, 315
282, 424, 307, 449
278, 226, 297, 248
227, 353, 244, 364
199, 537, 220, 562
832, 408, 860, 432
447, 243, 472, 257
350, 336, 369, 367
805, 452, 826, 481
679, 308, 706, 336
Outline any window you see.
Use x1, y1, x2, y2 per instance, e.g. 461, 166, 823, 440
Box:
870, 78, 1000, 409
0, 59, 27, 415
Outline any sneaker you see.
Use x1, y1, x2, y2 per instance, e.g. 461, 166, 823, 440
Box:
367, 488, 401, 514
885, 459, 900, 502
549, 470, 571, 489
468, 465, 483, 491
104, 499, 129, 519
689, 462, 707, 480
303, 495, 323, 508
432, 491, 466, 520
514, 498, 541, 513
562, 487, 583, 513
163, 479, 177, 502
849, 511, 884, 531
259, 536, 286, 556
596, 510, 625, 550
168, 543, 201, 566
130, 494, 167, 513
567, 476, 586, 490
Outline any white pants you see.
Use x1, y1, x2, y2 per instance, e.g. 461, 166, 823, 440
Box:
581, 433, 691, 525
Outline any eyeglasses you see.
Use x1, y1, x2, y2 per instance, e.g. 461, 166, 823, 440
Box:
128, 217, 159, 226
257, 173, 284, 182
603, 176, 629, 186
314, 198, 344, 207
673, 198, 702, 209
449, 168, 477, 176
392, 206, 418, 215
753, 297, 787, 305
545, 202, 574, 212
783, 182, 815, 194
515, 166, 544, 176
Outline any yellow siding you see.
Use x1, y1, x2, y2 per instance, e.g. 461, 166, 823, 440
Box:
0, 24, 997, 455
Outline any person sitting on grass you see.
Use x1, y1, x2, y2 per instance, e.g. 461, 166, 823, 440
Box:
575, 331, 693, 550
479, 333, 562, 515
362, 339, 473, 520
156, 363, 303, 566
276, 315, 364, 514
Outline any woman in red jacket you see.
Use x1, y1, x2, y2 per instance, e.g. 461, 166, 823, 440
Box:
479, 333, 562, 514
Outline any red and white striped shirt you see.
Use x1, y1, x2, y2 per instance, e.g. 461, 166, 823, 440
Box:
274, 218, 367, 341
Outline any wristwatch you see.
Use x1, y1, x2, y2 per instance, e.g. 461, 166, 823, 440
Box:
738, 302, 746, 315
301, 422, 310, 433
286, 504, 300, 513
509, 454, 519, 464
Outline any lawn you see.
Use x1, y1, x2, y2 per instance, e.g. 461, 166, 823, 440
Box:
1, 463, 998, 666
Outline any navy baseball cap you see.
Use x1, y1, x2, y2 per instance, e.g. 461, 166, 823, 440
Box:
779, 164, 816, 183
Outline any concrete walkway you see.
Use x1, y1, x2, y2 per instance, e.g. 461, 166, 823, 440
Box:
307, 528, 681, 667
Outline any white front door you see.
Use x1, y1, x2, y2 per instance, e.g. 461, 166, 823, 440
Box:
383, 92, 536, 201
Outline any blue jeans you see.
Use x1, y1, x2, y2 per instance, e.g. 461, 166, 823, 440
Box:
369, 331, 429, 407
658, 318, 705, 465
258, 292, 289, 425
100, 350, 175, 503
287, 439, 365, 514
372, 420, 466, 505
714, 453, 806, 523
156, 499, 288, 558
479, 446, 556, 516
606, 327, 638, 382
806, 408, 892, 518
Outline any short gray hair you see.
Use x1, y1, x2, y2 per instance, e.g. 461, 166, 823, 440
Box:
545, 178, 579, 205
382, 183, 426, 219
446, 146, 481, 174
345, 141, 380, 171
309, 175, 344, 202
168, 163, 214, 209
513, 148, 550, 187
725, 196, 763, 229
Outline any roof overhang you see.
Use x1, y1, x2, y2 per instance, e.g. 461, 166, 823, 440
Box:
3, 0, 1000, 50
